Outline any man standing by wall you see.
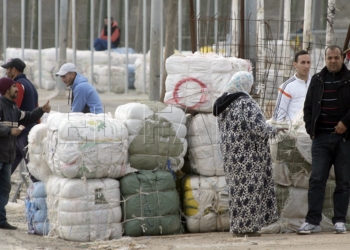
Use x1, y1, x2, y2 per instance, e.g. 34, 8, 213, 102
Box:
273, 50, 311, 122
298, 45, 350, 234
1, 58, 39, 182
0, 77, 51, 230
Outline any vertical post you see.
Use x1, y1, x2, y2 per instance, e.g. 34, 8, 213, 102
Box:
149, 0, 161, 101
107, 0, 111, 92
72, 0, 76, 65
325, 0, 336, 47
214, 0, 218, 49
189, 0, 197, 53
3, 0, 7, 63
303, 0, 312, 50
196, 0, 200, 51
57, 0, 69, 96
90, 0, 94, 84
257, 0, 265, 98
160, 0, 164, 90
231, 0, 240, 57
125, 0, 129, 94
21, 0, 25, 60
143, 0, 147, 94
38, 0, 42, 89
178, 0, 182, 52
30, 0, 35, 49
55, 0, 59, 67
282, 0, 291, 78
238, 0, 245, 59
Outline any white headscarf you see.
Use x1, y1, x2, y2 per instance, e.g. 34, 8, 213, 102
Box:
223, 71, 254, 95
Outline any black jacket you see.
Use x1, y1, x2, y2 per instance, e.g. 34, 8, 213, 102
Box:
303, 64, 350, 139
0, 96, 44, 163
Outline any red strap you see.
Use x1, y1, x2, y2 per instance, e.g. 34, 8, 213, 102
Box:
15, 82, 25, 108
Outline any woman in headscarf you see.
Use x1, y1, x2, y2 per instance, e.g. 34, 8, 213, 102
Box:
213, 71, 279, 237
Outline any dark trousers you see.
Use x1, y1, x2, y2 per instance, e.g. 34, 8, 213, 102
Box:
93, 38, 116, 51
11, 132, 38, 183
306, 133, 350, 225
0, 163, 12, 226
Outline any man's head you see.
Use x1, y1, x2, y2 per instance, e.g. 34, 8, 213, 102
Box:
293, 50, 311, 80
0, 77, 18, 99
325, 45, 343, 73
104, 17, 114, 26
55, 63, 77, 87
1, 58, 26, 79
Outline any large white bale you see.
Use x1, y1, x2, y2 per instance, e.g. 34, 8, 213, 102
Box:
86, 65, 126, 93
164, 53, 252, 113
27, 124, 52, 182
46, 176, 122, 242
183, 175, 229, 233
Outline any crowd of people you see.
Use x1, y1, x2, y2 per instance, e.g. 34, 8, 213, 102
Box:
1, 44, 350, 241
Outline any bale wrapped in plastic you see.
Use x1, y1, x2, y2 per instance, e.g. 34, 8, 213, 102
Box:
119, 170, 183, 236
25, 182, 49, 235
182, 175, 229, 233
46, 176, 122, 242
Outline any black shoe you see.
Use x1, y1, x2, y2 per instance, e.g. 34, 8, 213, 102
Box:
0, 222, 17, 230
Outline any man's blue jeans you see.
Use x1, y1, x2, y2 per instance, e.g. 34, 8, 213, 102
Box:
94, 38, 116, 51
0, 162, 12, 226
306, 133, 350, 225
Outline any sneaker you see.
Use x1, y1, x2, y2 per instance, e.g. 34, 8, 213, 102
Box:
334, 222, 347, 234
297, 222, 321, 234
0, 222, 17, 230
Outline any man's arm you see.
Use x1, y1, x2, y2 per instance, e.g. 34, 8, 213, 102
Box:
111, 27, 120, 43
14, 82, 25, 108
71, 87, 88, 112
272, 85, 292, 122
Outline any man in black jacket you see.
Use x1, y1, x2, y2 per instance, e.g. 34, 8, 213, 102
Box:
0, 77, 51, 230
298, 45, 350, 235
1, 58, 39, 181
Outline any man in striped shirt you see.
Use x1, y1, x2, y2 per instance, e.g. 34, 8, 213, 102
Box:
298, 45, 350, 235
273, 50, 311, 122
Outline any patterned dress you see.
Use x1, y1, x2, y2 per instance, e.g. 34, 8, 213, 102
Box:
217, 95, 278, 234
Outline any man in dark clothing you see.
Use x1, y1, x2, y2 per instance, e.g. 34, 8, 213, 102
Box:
1, 58, 39, 182
94, 17, 120, 51
0, 77, 51, 230
297, 45, 350, 235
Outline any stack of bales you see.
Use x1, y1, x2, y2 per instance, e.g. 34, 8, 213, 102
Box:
28, 112, 134, 241
5, 47, 139, 93
115, 101, 186, 236
164, 52, 252, 233
25, 181, 49, 235
263, 115, 349, 233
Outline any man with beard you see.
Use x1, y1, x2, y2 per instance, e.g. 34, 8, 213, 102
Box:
0, 77, 51, 230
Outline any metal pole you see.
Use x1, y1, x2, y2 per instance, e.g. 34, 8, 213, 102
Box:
107, 0, 111, 92
178, 0, 182, 52
90, 0, 94, 83
38, 0, 42, 89
160, 0, 164, 90
21, 0, 25, 60
57, 0, 69, 96
283, 0, 291, 78
303, 0, 312, 50
125, 0, 129, 94
3, 0, 7, 63
189, 0, 197, 53
142, 0, 147, 94
238, 0, 245, 58
72, 0, 76, 65
55, 0, 59, 67
149, 0, 161, 101
196, 0, 200, 51
30, 0, 35, 49
214, 0, 218, 48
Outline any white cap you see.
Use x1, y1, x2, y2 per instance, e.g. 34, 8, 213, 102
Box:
55, 63, 77, 76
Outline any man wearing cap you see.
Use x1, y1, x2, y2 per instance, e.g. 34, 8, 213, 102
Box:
0, 77, 51, 230
55, 63, 103, 114
1, 58, 39, 181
